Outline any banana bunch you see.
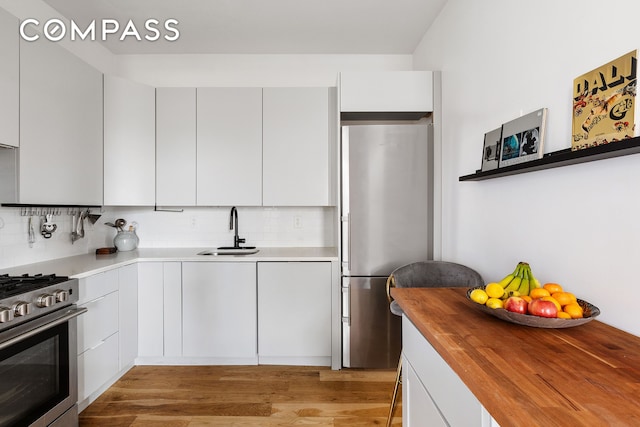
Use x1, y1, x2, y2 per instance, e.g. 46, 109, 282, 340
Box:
497, 262, 541, 297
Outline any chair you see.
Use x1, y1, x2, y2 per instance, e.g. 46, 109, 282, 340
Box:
385, 261, 484, 427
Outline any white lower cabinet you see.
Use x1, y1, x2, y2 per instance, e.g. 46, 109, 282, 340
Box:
77, 333, 119, 408
404, 360, 447, 426
402, 316, 500, 427
118, 263, 138, 370
182, 262, 257, 363
257, 262, 332, 366
137, 262, 182, 360
77, 269, 120, 409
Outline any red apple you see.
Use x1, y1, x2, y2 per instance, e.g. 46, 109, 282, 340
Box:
504, 296, 528, 314
528, 298, 558, 318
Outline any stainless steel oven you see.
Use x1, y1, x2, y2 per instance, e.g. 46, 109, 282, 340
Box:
0, 275, 86, 427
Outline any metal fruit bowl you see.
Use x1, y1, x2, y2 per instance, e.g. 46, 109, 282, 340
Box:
465, 287, 600, 328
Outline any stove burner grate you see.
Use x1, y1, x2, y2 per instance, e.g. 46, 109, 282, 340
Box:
0, 274, 71, 299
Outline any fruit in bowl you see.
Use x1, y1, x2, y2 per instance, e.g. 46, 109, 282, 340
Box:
504, 296, 528, 314
465, 261, 600, 328
528, 298, 558, 318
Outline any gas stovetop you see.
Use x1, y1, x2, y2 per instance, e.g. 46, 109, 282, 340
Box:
0, 274, 79, 332
0, 274, 71, 299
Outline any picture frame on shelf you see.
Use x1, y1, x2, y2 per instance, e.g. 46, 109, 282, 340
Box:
571, 49, 638, 151
481, 128, 502, 171
498, 108, 548, 167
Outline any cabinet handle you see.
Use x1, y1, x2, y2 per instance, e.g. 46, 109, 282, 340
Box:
89, 339, 106, 351
84, 295, 106, 305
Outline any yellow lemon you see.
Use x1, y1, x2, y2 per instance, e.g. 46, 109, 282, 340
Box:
485, 297, 504, 309
485, 283, 504, 299
557, 311, 572, 319
470, 289, 489, 304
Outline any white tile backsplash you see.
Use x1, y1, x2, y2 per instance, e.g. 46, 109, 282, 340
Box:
0, 206, 336, 269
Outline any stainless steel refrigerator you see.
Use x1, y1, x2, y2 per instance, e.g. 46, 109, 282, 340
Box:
341, 123, 433, 368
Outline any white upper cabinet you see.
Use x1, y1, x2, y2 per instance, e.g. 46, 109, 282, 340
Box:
156, 87, 197, 206
197, 87, 263, 206
0, 8, 18, 147
20, 39, 103, 205
340, 71, 433, 113
263, 87, 334, 206
104, 75, 155, 206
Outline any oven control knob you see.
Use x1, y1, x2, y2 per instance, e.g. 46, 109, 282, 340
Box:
0, 306, 14, 323
53, 290, 69, 303
12, 301, 32, 317
36, 294, 55, 308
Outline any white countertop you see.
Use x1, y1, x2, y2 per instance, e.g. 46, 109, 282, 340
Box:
0, 247, 338, 278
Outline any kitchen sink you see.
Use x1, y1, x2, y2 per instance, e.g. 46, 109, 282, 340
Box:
216, 246, 256, 250
197, 247, 259, 256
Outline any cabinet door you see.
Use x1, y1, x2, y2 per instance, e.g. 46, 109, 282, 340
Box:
404, 358, 448, 427
19, 39, 103, 205
104, 75, 155, 206
77, 290, 119, 355
156, 87, 196, 206
340, 71, 433, 113
196, 87, 262, 206
78, 332, 119, 404
263, 88, 332, 206
77, 269, 119, 354
163, 262, 182, 357
119, 264, 138, 370
138, 262, 164, 357
182, 262, 257, 359
257, 262, 332, 365
0, 8, 18, 147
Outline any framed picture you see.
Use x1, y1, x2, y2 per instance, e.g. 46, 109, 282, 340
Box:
481, 128, 502, 171
499, 108, 548, 167
571, 50, 637, 151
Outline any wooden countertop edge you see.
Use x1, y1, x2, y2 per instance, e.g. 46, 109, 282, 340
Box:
391, 287, 640, 426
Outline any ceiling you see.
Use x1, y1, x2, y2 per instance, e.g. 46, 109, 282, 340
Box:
42, 0, 446, 55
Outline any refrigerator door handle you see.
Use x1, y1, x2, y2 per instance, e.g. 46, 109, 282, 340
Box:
341, 279, 350, 325
347, 212, 351, 273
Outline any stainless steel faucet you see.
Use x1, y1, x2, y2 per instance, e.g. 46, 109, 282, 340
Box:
229, 206, 245, 248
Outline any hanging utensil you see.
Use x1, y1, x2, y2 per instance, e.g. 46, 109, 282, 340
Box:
115, 218, 126, 231
28, 216, 36, 247
71, 212, 79, 244
87, 210, 102, 224
77, 210, 86, 238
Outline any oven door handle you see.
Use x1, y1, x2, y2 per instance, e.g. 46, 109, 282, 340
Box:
0, 306, 88, 351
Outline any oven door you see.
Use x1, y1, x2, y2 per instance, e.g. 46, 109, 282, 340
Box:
0, 306, 87, 427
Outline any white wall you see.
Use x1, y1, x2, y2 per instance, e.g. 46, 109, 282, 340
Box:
0, 206, 335, 269
413, 0, 640, 336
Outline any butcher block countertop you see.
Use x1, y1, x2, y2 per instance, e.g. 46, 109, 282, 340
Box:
391, 287, 640, 426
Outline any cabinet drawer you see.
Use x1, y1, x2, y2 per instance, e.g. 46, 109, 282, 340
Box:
403, 316, 482, 426
78, 269, 119, 304
78, 290, 119, 354
404, 357, 447, 427
78, 332, 119, 402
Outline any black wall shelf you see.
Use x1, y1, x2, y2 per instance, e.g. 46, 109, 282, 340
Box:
459, 136, 640, 181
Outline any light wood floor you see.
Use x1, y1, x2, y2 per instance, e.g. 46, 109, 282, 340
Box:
79, 365, 402, 426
